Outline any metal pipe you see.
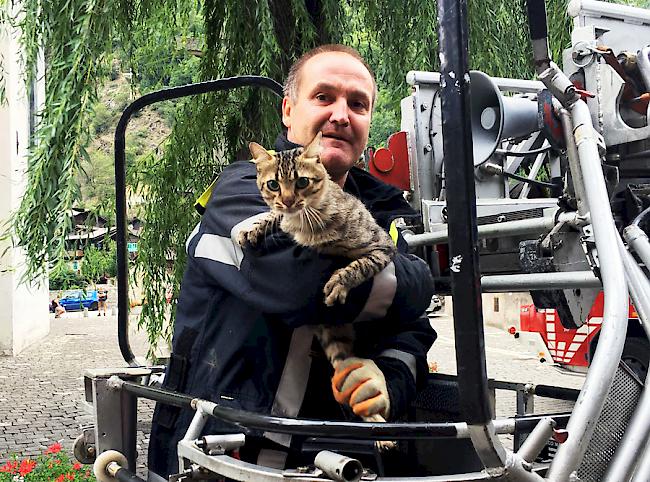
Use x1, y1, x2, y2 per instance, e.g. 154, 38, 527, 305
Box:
405, 71, 545, 93
437, 0, 506, 469
404, 215, 557, 248
568, 0, 650, 23
480, 271, 600, 292
547, 100, 629, 481
113, 466, 146, 482
619, 235, 650, 338
183, 400, 215, 442
517, 417, 556, 463
632, 206, 650, 227
631, 437, 650, 482
559, 108, 588, 217
314, 451, 363, 482
625, 225, 650, 268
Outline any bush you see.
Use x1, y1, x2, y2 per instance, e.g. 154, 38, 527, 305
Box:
81, 242, 117, 283
49, 267, 86, 291
92, 102, 113, 135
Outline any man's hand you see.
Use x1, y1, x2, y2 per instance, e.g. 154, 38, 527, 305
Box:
331, 357, 390, 419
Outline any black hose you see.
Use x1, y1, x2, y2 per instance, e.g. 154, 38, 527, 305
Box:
495, 146, 552, 156
502, 171, 556, 189
525, 0, 549, 40
121, 380, 194, 409
620, 149, 650, 161
115, 468, 146, 482
525, 0, 551, 73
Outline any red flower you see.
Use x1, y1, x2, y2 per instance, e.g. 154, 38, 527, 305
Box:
66, 472, 75, 480
45, 442, 63, 454
55, 459, 62, 465
19, 459, 37, 476
73, 462, 82, 470
56, 475, 65, 482
0, 460, 18, 473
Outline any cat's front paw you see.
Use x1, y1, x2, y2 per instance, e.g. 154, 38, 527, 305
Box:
238, 228, 260, 248
323, 276, 350, 306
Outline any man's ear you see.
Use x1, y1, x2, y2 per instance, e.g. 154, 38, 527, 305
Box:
303, 132, 322, 161
282, 96, 292, 130
249, 142, 273, 162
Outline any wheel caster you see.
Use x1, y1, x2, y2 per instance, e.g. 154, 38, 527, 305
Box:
93, 450, 127, 482
73, 433, 96, 464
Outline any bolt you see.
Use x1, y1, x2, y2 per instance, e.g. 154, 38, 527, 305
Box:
87, 446, 95, 455
497, 215, 506, 223
420, 103, 429, 111
424, 144, 432, 153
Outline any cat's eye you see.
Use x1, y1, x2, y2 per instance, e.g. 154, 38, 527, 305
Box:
266, 179, 280, 191
295, 177, 310, 189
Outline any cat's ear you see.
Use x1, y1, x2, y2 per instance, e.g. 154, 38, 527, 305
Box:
302, 132, 323, 161
249, 142, 273, 162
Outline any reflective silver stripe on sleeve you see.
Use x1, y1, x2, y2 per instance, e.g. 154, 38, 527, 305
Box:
353, 262, 397, 322
257, 449, 288, 469
265, 325, 315, 447
379, 348, 417, 383
185, 222, 200, 253
193, 212, 267, 269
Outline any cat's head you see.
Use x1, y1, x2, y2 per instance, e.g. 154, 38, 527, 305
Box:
249, 132, 329, 215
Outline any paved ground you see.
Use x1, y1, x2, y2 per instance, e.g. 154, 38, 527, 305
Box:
0, 310, 584, 473
0, 309, 154, 474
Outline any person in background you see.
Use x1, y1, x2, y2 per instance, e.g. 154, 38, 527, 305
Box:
97, 287, 108, 316
51, 297, 65, 318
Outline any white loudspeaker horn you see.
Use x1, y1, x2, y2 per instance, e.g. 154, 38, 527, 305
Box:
470, 70, 540, 166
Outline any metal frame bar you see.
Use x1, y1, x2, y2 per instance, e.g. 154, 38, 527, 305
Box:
404, 215, 557, 248
480, 271, 600, 292
631, 437, 650, 482
436, 0, 512, 472
436, 0, 491, 426
113, 76, 284, 366
177, 439, 491, 482
116, 378, 571, 440
406, 71, 545, 93
546, 99, 629, 481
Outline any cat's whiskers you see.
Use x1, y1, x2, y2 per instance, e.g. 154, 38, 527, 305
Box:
307, 205, 325, 231
301, 207, 315, 234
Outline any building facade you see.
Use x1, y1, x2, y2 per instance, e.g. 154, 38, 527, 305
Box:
0, 8, 50, 356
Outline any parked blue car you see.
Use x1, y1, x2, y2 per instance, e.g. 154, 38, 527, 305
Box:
58, 290, 99, 311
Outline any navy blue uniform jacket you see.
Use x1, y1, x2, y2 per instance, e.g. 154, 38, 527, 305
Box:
148, 134, 437, 477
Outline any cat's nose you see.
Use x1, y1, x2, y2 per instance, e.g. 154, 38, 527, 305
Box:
282, 196, 295, 207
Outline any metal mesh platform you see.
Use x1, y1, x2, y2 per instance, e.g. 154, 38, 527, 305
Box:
577, 362, 643, 482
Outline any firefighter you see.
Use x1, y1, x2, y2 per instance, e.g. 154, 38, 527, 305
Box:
148, 44, 437, 479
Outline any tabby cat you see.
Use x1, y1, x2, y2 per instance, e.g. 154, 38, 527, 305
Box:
238, 132, 397, 425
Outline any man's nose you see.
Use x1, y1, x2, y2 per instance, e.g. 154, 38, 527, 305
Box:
329, 98, 350, 126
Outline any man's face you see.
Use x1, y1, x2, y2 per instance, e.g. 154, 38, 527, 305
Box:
282, 52, 374, 186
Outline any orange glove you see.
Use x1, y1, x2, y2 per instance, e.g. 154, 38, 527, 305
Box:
331, 357, 390, 419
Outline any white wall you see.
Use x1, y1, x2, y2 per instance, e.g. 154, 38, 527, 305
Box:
441, 292, 534, 331
0, 9, 50, 356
